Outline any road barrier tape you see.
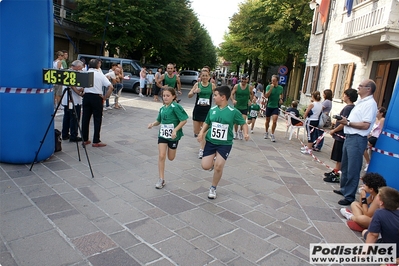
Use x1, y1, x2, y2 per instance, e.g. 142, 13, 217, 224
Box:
381, 131, 399, 141
369, 147, 399, 159
297, 134, 335, 172
0, 87, 52, 94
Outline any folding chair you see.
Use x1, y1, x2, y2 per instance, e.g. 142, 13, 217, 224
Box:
285, 113, 305, 141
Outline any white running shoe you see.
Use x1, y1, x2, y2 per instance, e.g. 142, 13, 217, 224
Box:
238, 130, 243, 140
301, 148, 312, 154
270, 134, 275, 142
208, 187, 217, 199
233, 132, 237, 139
251, 130, 253, 134
300, 146, 307, 151
198, 149, 203, 159
264, 132, 269, 139
139, 93, 144, 97
106, 106, 113, 110
155, 178, 165, 189
364, 164, 369, 171
340, 208, 353, 220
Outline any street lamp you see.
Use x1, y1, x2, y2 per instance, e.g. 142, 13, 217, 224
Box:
309, 0, 317, 10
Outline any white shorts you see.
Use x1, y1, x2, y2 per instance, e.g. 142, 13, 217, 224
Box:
140, 79, 145, 88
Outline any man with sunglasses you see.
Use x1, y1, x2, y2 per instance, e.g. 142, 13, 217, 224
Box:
333, 79, 378, 206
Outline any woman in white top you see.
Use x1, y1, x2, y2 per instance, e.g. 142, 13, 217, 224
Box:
301, 91, 322, 154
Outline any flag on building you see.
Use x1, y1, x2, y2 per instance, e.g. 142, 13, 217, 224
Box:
319, 0, 330, 24
346, 0, 354, 16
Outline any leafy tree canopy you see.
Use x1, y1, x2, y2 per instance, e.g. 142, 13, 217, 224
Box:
73, 0, 216, 69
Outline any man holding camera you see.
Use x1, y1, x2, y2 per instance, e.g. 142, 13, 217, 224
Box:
333, 79, 377, 205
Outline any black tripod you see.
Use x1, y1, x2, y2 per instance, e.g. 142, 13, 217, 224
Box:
30, 87, 94, 178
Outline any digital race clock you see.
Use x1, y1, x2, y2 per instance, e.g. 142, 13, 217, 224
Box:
42, 69, 94, 87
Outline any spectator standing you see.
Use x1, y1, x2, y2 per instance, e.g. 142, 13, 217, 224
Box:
154, 67, 163, 102
255, 79, 264, 105
61, 50, 68, 69
314, 89, 333, 151
139, 66, 147, 97
146, 69, 155, 97
324, 88, 357, 183
363, 106, 386, 171
264, 75, 283, 142
53, 51, 64, 109
333, 79, 378, 205
61, 60, 84, 142
81, 59, 114, 147
301, 91, 322, 154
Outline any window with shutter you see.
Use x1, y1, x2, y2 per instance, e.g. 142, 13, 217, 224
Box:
302, 66, 310, 93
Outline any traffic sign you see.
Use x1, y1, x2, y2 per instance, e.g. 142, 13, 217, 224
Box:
279, 75, 287, 85
278, 66, 288, 76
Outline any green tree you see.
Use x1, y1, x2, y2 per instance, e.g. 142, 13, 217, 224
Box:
73, 0, 216, 68
219, 0, 312, 78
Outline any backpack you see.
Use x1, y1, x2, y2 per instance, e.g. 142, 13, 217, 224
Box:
318, 113, 332, 128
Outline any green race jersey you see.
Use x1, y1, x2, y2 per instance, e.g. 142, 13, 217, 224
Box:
164, 74, 177, 88
196, 82, 213, 106
205, 105, 246, 145
156, 102, 188, 141
265, 84, 283, 108
248, 103, 260, 118
235, 83, 250, 110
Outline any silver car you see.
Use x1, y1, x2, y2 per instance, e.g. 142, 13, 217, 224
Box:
179, 70, 199, 85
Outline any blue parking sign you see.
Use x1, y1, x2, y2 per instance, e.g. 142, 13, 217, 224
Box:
279, 75, 287, 85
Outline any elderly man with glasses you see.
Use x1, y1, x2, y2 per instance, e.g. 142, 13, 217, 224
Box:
333, 79, 378, 205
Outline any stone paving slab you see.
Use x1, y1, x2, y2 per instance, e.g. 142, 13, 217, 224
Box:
0, 91, 372, 265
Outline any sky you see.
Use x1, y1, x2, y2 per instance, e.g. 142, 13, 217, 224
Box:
190, 0, 244, 47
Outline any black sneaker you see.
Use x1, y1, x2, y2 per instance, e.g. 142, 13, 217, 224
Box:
62, 135, 70, 140
324, 170, 334, 177
323, 172, 340, 183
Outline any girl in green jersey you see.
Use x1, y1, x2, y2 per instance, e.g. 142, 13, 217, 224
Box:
148, 87, 188, 189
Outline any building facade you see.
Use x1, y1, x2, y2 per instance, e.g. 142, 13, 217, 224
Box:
301, 0, 399, 114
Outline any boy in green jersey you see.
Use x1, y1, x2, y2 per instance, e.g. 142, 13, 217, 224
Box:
247, 97, 261, 133
148, 87, 188, 189
197, 86, 249, 199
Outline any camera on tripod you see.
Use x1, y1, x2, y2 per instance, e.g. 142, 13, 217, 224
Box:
333, 115, 342, 120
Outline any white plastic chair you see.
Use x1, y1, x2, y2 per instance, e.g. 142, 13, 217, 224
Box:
285, 113, 305, 141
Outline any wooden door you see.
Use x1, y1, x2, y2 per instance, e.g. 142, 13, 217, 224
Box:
373, 62, 390, 107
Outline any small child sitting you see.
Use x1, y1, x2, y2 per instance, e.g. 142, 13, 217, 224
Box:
286, 101, 303, 126
362, 186, 399, 265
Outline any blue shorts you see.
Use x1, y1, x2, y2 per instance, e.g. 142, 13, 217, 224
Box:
265, 107, 279, 117
203, 141, 232, 160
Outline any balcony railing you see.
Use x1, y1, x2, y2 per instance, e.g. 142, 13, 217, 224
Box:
53, 3, 74, 23
343, 5, 385, 35
337, 0, 399, 46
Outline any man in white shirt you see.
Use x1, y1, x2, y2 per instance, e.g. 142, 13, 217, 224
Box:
333, 79, 378, 205
81, 59, 113, 147
61, 60, 84, 142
